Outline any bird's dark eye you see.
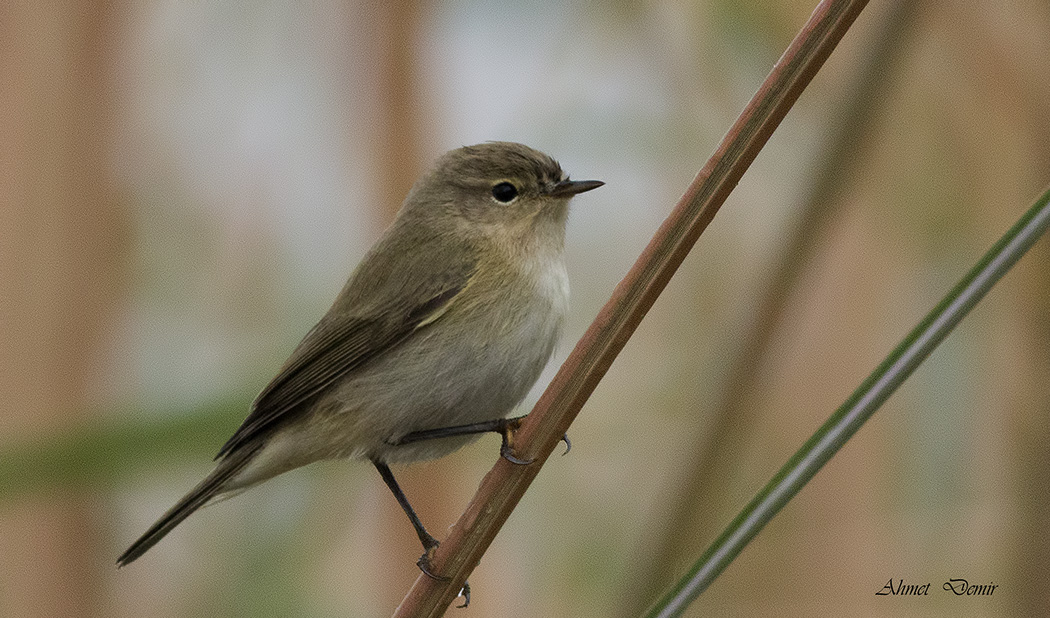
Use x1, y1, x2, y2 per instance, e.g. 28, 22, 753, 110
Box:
491, 182, 518, 203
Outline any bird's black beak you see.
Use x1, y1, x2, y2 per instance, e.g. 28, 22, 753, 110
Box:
547, 179, 604, 198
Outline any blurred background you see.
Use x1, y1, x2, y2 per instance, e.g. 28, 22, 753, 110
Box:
3, 0, 1050, 616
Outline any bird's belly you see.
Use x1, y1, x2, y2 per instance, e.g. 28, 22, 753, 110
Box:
302, 287, 565, 464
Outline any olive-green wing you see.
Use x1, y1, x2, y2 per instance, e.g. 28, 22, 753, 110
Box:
216, 260, 476, 459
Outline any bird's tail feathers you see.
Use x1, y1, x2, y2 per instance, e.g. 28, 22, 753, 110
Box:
116, 442, 263, 567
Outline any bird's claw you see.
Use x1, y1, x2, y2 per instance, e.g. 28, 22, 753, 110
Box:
498, 418, 571, 463
417, 547, 471, 608
417, 546, 450, 582
456, 581, 471, 608
499, 417, 535, 465
500, 445, 534, 465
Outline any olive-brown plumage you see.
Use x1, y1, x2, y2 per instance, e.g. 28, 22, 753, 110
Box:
118, 142, 601, 568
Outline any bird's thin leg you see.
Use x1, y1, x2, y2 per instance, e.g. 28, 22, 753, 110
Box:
394, 417, 518, 444
372, 461, 471, 607
392, 415, 571, 464
373, 461, 438, 554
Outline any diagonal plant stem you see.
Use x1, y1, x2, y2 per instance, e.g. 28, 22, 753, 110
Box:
624, 0, 923, 610
643, 185, 1050, 617
393, 0, 871, 615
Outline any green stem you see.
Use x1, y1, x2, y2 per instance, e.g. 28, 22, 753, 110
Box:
644, 185, 1050, 618
625, 1, 922, 609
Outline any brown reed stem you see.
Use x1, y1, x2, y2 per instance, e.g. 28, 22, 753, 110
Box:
393, 0, 871, 615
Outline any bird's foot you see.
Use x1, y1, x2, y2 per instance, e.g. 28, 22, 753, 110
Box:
456, 581, 471, 608
499, 417, 572, 464
498, 417, 534, 465
416, 545, 470, 608
416, 545, 449, 582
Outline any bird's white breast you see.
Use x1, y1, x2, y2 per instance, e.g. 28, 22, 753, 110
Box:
526, 245, 570, 317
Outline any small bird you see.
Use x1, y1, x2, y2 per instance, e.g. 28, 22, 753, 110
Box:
118, 142, 602, 589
